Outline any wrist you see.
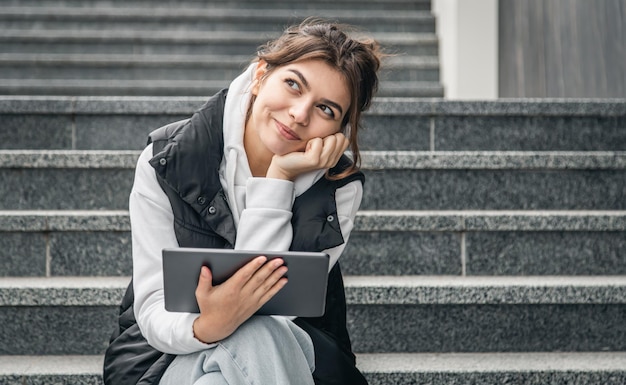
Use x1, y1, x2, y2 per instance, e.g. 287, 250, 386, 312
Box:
266, 164, 293, 181
193, 315, 219, 344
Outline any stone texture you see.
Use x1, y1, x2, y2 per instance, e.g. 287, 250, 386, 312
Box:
347, 303, 626, 353
5, 276, 624, 307
360, 151, 626, 170
3, 276, 625, 354
2, 0, 433, 11
70, 96, 202, 115
0, 115, 72, 149
0, 233, 46, 277
343, 276, 626, 305
0, 150, 140, 169
0, 277, 128, 307
365, 371, 626, 385
2, 211, 624, 233
354, 211, 463, 232
0, 8, 435, 34
361, 169, 626, 210
0, 306, 116, 355
434, 116, 626, 151
0, 96, 75, 113
467, 231, 626, 275
0, 211, 130, 232
74, 114, 189, 150
6, 158, 626, 210
49, 232, 132, 276
341, 232, 461, 275
0, 374, 103, 385
465, 212, 626, 232
359, 116, 431, 151
3, 353, 626, 385
430, 99, 626, 116
46, 212, 130, 232
0, 169, 134, 210
3, 97, 625, 150
357, 351, 626, 372
3, 151, 625, 210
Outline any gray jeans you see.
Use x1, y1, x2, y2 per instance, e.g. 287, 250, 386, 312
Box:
159, 316, 315, 385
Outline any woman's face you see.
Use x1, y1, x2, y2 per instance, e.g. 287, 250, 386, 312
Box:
247, 59, 351, 157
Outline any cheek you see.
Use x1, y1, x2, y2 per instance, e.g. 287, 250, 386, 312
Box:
311, 120, 343, 138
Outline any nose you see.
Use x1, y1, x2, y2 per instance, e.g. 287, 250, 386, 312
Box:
289, 101, 310, 126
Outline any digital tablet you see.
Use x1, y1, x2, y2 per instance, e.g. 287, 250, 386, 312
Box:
162, 248, 330, 317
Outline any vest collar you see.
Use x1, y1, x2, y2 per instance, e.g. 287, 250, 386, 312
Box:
150, 90, 236, 245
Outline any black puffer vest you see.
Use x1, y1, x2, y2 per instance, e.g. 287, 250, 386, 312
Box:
103, 90, 368, 385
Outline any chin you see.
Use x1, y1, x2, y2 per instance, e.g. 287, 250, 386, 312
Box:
267, 140, 303, 156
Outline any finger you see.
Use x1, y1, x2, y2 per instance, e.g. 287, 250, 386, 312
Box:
334, 135, 350, 164
258, 275, 288, 305
305, 137, 324, 160
244, 258, 285, 291
229, 256, 267, 286
195, 266, 213, 298
323, 133, 348, 168
257, 264, 288, 294
320, 134, 338, 165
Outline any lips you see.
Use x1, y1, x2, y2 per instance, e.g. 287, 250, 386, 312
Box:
275, 119, 301, 141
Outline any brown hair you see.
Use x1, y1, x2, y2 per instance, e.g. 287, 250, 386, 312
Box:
253, 18, 383, 179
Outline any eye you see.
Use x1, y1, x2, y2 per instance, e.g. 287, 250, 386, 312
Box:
319, 104, 336, 118
285, 78, 300, 91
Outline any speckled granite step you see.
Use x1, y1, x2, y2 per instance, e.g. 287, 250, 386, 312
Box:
1, 97, 623, 151
2, 0, 432, 11
0, 7, 436, 33
0, 0, 441, 97
0, 78, 444, 98
1, 209, 625, 277
0, 30, 438, 56
1, 150, 624, 211
2, 352, 626, 385
0, 54, 439, 82
1, 275, 626, 355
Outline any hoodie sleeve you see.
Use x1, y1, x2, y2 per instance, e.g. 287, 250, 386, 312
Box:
235, 177, 296, 251
130, 144, 215, 354
234, 176, 363, 270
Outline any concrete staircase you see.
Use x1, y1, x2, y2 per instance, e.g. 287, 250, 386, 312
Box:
0, 0, 441, 97
1, 96, 626, 383
2, 1, 626, 384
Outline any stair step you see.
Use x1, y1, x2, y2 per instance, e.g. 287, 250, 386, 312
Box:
0, 54, 439, 82
1, 97, 623, 151
1, 210, 624, 277
3, 210, 625, 232
1, 150, 624, 210
4, 275, 626, 306
5, 352, 623, 385
0, 7, 436, 33
358, 352, 626, 384
4, 150, 624, 169
1, 276, 625, 354
2, 0, 432, 12
0, 30, 438, 56
344, 275, 626, 304
0, 78, 443, 98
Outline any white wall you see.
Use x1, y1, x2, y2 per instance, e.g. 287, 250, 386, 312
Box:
432, 0, 499, 99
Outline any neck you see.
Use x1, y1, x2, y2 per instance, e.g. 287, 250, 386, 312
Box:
243, 121, 272, 177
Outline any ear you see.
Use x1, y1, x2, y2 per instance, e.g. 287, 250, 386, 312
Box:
251, 60, 268, 95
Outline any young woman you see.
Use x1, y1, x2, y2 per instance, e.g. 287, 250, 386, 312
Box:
104, 19, 382, 385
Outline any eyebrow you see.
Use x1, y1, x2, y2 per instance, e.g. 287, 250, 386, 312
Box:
288, 68, 344, 117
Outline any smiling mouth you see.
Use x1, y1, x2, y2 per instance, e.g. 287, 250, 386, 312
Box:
275, 120, 301, 140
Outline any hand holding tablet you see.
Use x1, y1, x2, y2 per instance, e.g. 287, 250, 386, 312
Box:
162, 248, 330, 317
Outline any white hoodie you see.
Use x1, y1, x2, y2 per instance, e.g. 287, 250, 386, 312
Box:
130, 64, 363, 354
